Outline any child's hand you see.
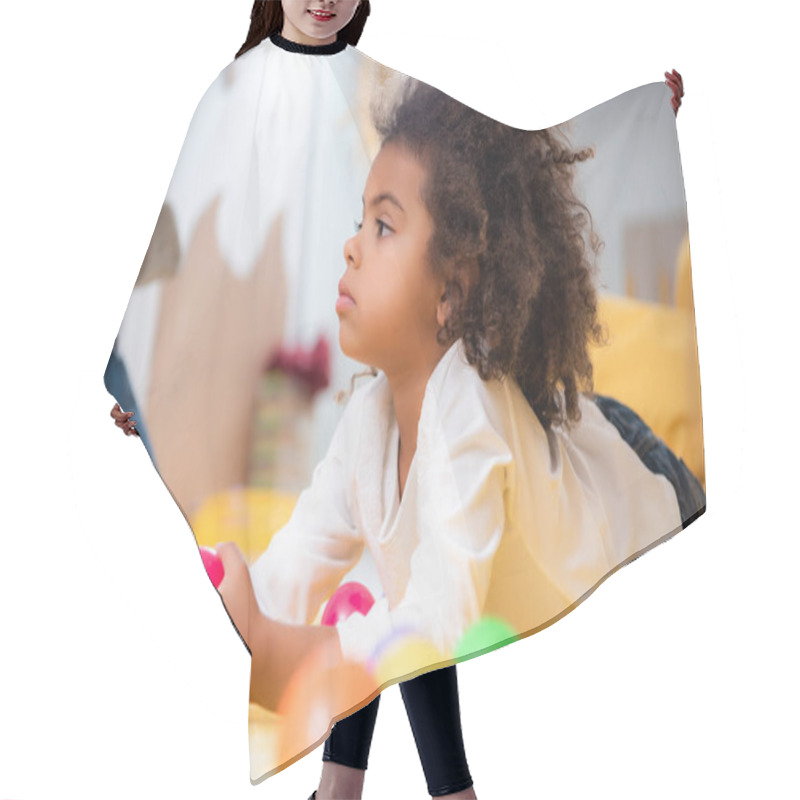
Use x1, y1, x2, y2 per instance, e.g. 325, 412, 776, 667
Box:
215, 541, 258, 649
665, 69, 684, 116
110, 402, 139, 436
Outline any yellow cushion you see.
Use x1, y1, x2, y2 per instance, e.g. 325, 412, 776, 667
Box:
189, 486, 298, 563
588, 291, 705, 491
675, 235, 695, 313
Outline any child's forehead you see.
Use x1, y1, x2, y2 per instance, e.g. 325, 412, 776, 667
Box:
364, 143, 426, 208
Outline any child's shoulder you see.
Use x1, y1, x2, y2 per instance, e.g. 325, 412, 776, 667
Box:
430, 339, 512, 427
324, 370, 388, 461
426, 340, 517, 472
340, 368, 389, 418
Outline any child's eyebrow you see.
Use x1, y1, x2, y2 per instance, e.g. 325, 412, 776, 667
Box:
361, 192, 405, 215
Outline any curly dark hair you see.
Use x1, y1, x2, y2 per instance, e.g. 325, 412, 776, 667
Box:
235, 0, 371, 60
372, 79, 609, 433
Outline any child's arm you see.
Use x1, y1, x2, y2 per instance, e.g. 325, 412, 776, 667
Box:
336, 383, 512, 664
247, 395, 365, 626
216, 389, 366, 709
215, 543, 342, 711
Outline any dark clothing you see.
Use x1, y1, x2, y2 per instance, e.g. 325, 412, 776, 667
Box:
323, 664, 474, 797
322, 393, 705, 797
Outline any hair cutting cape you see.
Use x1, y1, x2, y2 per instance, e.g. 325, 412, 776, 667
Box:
103, 33, 705, 784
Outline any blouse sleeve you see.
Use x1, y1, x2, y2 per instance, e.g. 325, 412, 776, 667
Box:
249, 391, 365, 627
336, 379, 513, 665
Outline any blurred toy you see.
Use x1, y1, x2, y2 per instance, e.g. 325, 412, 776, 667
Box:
321, 581, 376, 627
200, 546, 225, 588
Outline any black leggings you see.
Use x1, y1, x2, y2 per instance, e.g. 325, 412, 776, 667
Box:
323, 664, 473, 797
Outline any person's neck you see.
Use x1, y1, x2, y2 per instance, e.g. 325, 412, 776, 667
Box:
280, 20, 337, 47
269, 26, 347, 55
386, 346, 448, 464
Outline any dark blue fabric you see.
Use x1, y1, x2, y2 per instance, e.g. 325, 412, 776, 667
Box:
590, 393, 706, 528
103, 341, 156, 463
323, 664, 473, 796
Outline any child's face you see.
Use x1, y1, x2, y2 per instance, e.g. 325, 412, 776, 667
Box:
338, 141, 448, 372
281, 1, 361, 44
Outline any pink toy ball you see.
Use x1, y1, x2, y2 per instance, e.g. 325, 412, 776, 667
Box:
321, 581, 375, 626
199, 546, 225, 589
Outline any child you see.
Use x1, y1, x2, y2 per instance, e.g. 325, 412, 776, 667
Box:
214, 43, 701, 800
114, 4, 477, 799
110, 5, 691, 799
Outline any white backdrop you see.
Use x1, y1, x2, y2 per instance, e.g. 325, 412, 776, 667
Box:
1, 1, 795, 798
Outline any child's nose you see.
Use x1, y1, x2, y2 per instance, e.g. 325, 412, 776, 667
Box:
343, 235, 359, 266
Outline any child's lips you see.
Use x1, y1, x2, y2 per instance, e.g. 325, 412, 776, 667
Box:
336, 279, 355, 312
335, 294, 355, 313
338, 278, 355, 302
308, 9, 335, 21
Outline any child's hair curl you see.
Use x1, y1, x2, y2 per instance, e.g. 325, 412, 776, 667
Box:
372, 79, 609, 432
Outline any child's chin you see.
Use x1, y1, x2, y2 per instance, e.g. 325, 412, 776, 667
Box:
338, 327, 357, 361
339, 332, 370, 368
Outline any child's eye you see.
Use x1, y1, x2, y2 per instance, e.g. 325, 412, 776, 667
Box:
353, 218, 392, 237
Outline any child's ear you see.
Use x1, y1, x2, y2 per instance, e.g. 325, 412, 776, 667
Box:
436, 258, 479, 328
436, 286, 452, 329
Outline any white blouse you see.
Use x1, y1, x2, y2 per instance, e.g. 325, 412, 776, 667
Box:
249, 337, 683, 665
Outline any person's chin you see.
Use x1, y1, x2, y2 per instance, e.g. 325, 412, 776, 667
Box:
338, 324, 357, 361
339, 326, 373, 367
